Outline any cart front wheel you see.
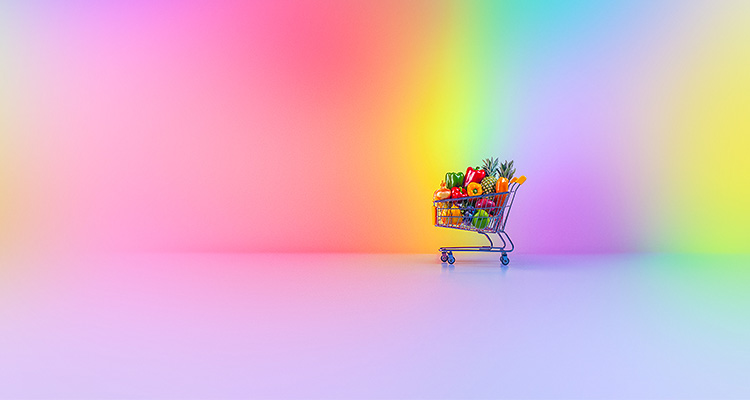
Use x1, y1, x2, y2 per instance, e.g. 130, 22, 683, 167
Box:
440, 252, 448, 262
501, 254, 510, 265
448, 254, 455, 264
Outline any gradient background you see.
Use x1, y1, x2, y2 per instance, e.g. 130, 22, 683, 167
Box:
2, 2, 750, 398
1, 0, 749, 255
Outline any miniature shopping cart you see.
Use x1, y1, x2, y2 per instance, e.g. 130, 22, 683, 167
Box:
433, 176, 526, 265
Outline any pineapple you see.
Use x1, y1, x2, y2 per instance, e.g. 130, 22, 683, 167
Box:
498, 160, 516, 181
480, 157, 499, 194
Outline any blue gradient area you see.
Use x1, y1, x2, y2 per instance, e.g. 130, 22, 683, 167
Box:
505, 0, 645, 43
2, 253, 748, 398
472, 0, 679, 253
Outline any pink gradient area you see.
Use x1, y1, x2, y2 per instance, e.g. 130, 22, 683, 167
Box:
16, 1, 429, 252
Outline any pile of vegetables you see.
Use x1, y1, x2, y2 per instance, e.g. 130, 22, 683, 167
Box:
432, 157, 525, 229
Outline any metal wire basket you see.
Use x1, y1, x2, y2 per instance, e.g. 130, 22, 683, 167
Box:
433, 177, 526, 265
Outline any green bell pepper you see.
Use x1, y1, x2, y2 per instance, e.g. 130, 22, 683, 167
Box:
472, 209, 490, 229
445, 172, 465, 189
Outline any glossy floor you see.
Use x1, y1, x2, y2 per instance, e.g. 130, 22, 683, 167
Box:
1, 253, 749, 398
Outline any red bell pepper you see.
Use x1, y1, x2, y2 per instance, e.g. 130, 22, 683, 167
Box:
450, 187, 467, 200
464, 166, 486, 187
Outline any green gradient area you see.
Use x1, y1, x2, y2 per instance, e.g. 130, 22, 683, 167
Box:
642, 254, 750, 310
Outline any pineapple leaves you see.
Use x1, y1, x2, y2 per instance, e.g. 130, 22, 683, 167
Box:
482, 157, 500, 177
498, 159, 516, 180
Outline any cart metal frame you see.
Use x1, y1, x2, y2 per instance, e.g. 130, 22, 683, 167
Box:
433, 178, 525, 265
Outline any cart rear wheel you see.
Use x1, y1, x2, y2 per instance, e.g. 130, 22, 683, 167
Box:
500, 254, 510, 265
448, 254, 455, 264
440, 252, 448, 262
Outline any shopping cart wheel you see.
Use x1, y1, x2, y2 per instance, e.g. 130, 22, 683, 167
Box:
448, 253, 455, 264
500, 254, 510, 265
440, 252, 448, 262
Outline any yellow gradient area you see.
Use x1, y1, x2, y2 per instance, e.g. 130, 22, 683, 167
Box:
386, 2, 498, 252
662, 16, 750, 252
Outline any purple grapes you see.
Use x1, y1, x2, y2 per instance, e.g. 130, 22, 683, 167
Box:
462, 206, 475, 224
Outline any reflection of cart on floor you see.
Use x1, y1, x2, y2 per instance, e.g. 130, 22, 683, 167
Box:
433, 176, 526, 265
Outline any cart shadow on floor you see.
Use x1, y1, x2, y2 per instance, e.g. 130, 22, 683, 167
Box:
440, 259, 510, 276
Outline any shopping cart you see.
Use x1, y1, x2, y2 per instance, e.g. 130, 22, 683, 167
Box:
433, 176, 526, 265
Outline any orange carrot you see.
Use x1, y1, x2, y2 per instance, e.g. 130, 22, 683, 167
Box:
495, 177, 509, 207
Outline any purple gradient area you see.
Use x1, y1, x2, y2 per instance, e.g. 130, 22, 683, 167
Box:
2, 253, 748, 398
505, 44, 638, 254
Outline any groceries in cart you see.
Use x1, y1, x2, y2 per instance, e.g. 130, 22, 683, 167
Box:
432, 157, 526, 265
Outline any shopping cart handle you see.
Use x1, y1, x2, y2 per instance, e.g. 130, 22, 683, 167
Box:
515, 175, 527, 185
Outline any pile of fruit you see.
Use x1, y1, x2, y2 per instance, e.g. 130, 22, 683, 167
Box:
432, 157, 522, 229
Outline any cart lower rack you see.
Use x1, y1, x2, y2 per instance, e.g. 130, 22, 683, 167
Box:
433, 177, 525, 265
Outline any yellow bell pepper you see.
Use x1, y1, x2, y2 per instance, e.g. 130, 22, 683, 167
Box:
466, 182, 483, 197
448, 205, 462, 226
